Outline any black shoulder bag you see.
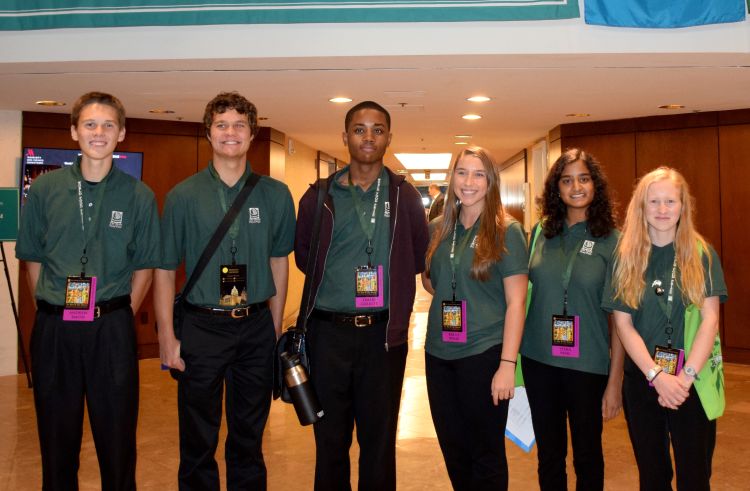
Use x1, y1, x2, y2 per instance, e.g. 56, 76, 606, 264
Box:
273, 178, 328, 425
172, 173, 261, 339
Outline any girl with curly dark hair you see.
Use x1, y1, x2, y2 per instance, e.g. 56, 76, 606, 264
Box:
520, 148, 624, 490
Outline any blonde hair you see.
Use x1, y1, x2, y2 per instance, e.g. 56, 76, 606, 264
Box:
425, 146, 507, 282
613, 167, 710, 308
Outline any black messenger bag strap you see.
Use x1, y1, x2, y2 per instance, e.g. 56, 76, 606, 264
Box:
179, 172, 262, 300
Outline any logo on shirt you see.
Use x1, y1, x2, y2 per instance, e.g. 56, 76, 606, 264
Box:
580, 240, 595, 255
109, 211, 123, 229
384, 201, 390, 218
470, 236, 478, 249
248, 207, 261, 224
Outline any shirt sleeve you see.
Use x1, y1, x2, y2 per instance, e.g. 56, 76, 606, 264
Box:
705, 245, 728, 303
130, 185, 162, 270
15, 179, 46, 262
600, 259, 635, 315
270, 184, 296, 257
159, 189, 185, 271
500, 221, 529, 278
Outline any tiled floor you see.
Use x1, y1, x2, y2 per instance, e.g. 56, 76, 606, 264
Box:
2, 283, 749, 490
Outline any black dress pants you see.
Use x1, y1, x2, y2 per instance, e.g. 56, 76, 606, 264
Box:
425, 345, 510, 491
307, 317, 408, 491
622, 370, 716, 491
176, 306, 276, 491
522, 355, 608, 491
31, 307, 138, 491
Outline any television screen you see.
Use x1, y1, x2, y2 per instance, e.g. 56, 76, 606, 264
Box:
20, 147, 143, 205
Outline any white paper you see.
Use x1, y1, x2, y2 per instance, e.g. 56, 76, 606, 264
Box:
505, 386, 536, 452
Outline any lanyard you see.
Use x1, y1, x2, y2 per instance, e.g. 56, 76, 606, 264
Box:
76, 179, 107, 276
348, 170, 383, 267
213, 166, 249, 264
448, 218, 476, 301
559, 234, 585, 316
657, 255, 678, 348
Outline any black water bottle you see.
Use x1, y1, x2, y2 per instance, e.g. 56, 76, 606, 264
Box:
280, 352, 324, 425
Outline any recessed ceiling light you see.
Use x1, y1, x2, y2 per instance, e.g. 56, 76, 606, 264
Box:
462, 114, 482, 120
395, 153, 452, 170
565, 113, 591, 118
412, 172, 447, 181
35, 100, 66, 107
454, 135, 472, 139
466, 96, 491, 103
396, 169, 409, 175
148, 108, 175, 114
658, 104, 685, 110
454, 142, 468, 145
329, 97, 353, 103
258, 116, 269, 121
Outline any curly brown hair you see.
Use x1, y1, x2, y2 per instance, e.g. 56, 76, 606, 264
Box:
538, 148, 616, 238
203, 91, 258, 136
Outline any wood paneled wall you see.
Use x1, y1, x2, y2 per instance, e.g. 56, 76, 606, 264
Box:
18, 112, 278, 370
550, 109, 750, 363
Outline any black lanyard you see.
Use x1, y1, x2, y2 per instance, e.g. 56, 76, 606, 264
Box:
448, 218, 476, 301
212, 165, 249, 265
348, 170, 383, 267
76, 179, 107, 276
657, 255, 678, 348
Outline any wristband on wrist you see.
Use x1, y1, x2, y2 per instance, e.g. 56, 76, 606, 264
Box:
500, 358, 517, 365
646, 365, 663, 382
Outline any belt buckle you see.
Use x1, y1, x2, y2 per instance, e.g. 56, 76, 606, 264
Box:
231, 306, 250, 319
94, 306, 101, 319
354, 315, 370, 327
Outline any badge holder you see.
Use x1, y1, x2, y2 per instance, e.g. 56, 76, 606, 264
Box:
219, 245, 248, 306
649, 257, 684, 386
63, 255, 97, 322
551, 313, 579, 358
354, 244, 384, 308
441, 298, 467, 343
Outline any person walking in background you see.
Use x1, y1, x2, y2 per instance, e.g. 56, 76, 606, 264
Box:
428, 183, 445, 222
604, 167, 728, 490
421, 146, 528, 490
520, 148, 624, 490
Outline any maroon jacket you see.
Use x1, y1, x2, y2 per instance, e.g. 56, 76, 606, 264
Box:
294, 166, 429, 349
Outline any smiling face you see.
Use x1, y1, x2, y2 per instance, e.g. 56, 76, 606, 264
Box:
558, 159, 595, 213
645, 178, 682, 243
452, 154, 489, 213
207, 108, 254, 161
342, 108, 391, 166
70, 103, 126, 163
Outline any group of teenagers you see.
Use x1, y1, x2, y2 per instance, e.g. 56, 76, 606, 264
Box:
16, 90, 728, 491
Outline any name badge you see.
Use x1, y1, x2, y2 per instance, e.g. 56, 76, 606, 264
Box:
63, 275, 97, 322
355, 265, 384, 308
551, 314, 580, 358
653, 345, 684, 380
219, 264, 247, 306
441, 300, 467, 343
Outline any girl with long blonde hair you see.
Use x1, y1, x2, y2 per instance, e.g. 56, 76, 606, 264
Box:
421, 146, 528, 490
603, 167, 728, 490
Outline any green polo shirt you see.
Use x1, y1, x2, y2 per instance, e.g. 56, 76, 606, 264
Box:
426, 217, 528, 360
521, 222, 619, 375
160, 162, 295, 308
16, 159, 161, 305
315, 166, 391, 313
602, 242, 728, 354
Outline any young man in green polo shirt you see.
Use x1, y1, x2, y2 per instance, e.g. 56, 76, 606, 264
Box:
155, 92, 295, 490
16, 91, 161, 490
294, 101, 429, 490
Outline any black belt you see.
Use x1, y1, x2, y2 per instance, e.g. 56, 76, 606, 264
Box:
37, 295, 131, 319
311, 309, 389, 327
185, 301, 268, 319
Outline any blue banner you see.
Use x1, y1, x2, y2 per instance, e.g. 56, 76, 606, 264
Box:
585, 0, 746, 28
0, 1, 579, 30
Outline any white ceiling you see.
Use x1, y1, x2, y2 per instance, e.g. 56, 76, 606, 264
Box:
1, 21, 749, 175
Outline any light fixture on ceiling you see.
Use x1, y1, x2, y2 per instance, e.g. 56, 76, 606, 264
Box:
411, 172, 447, 181
466, 96, 491, 103
454, 142, 468, 145
394, 153, 452, 170
565, 113, 591, 118
658, 104, 685, 110
329, 97, 353, 103
454, 135, 472, 139
258, 116, 269, 121
396, 169, 409, 175
148, 108, 175, 114
35, 100, 65, 107
462, 114, 482, 120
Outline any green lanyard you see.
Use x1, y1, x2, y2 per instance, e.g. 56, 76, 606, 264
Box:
212, 164, 249, 263
347, 170, 383, 267
657, 255, 678, 348
559, 234, 585, 316
448, 218, 476, 301
76, 179, 108, 276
